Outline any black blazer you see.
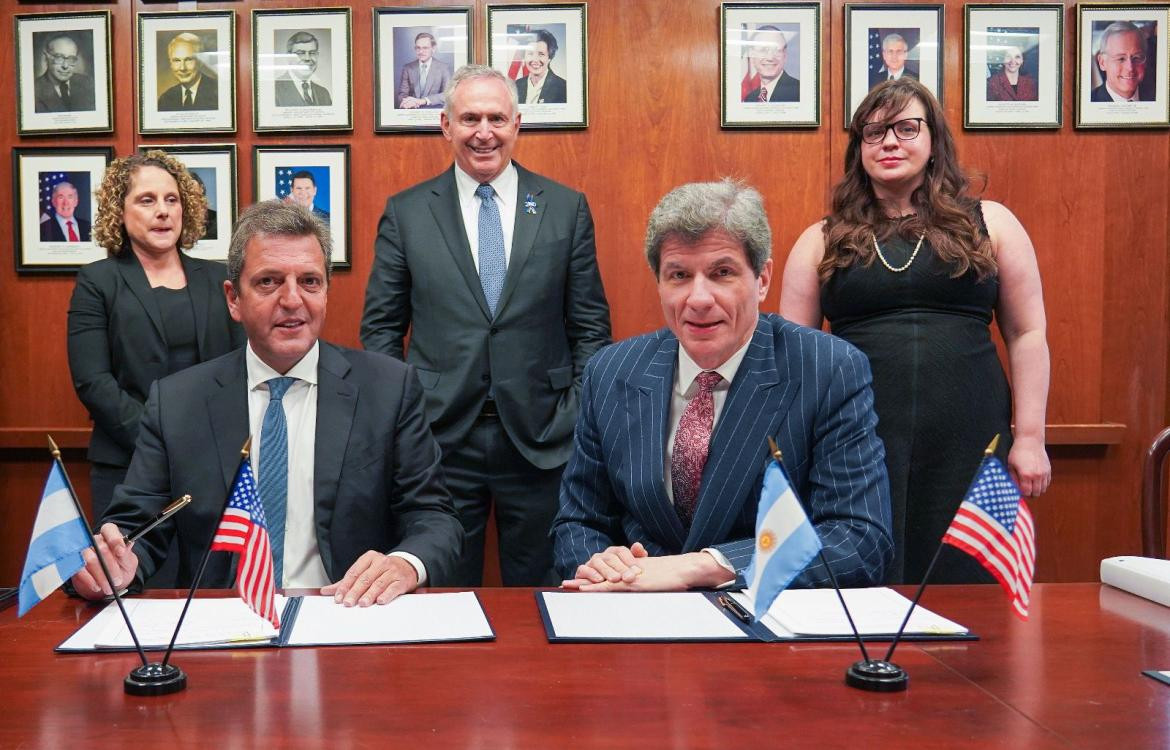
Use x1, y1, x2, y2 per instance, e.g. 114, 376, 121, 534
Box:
157, 74, 219, 111
104, 343, 464, 589
40, 214, 92, 242
67, 250, 244, 467
516, 70, 568, 104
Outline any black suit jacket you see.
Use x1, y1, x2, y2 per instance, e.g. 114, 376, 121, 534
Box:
274, 76, 332, 106
157, 74, 219, 111
67, 251, 244, 467
361, 163, 611, 470
40, 213, 91, 242
33, 72, 96, 113
869, 62, 920, 89
103, 343, 464, 590
516, 70, 568, 104
744, 71, 800, 103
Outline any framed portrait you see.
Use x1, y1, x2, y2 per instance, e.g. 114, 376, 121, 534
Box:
374, 7, 472, 132
140, 144, 237, 262
487, 3, 588, 129
965, 4, 1063, 129
720, 2, 822, 128
844, 4, 943, 127
254, 146, 351, 268
12, 147, 113, 274
1076, 4, 1169, 129
136, 11, 236, 135
15, 12, 113, 136
253, 8, 353, 132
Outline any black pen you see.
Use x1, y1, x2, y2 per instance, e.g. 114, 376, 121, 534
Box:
122, 495, 192, 545
718, 593, 754, 624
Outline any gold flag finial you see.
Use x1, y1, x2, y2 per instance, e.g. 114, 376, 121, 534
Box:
767, 436, 783, 463
241, 436, 252, 457
46, 434, 61, 460
984, 434, 1000, 457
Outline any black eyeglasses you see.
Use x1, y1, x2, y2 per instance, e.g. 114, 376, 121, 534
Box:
861, 117, 926, 144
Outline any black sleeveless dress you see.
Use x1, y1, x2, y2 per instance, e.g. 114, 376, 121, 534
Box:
820, 224, 1010, 584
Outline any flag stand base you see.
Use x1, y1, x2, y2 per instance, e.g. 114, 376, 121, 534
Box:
125, 663, 187, 696
845, 659, 908, 692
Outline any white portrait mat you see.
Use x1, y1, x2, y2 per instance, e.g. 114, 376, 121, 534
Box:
137, 12, 236, 135
1077, 6, 1170, 128
253, 9, 353, 132
16, 151, 109, 270
965, 5, 1063, 128
374, 9, 472, 131
488, 5, 588, 128
846, 6, 944, 127
16, 12, 112, 135
254, 149, 350, 266
722, 4, 821, 127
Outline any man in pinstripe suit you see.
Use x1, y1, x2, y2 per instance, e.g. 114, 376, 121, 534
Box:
553, 180, 892, 591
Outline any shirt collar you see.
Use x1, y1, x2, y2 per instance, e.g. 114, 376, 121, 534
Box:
1105, 83, 1139, 102
246, 340, 320, 391
454, 161, 518, 211
675, 332, 753, 396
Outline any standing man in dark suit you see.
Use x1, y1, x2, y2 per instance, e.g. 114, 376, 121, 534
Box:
515, 29, 567, 104
157, 32, 219, 112
743, 26, 800, 103
40, 181, 90, 242
274, 31, 332, 107
33, 34, 96, 113
869, 33, 919, 89
553, 180, 891, 591
396, 32, 452, 109
361, 64, 611, 587
72, 200, 463, 605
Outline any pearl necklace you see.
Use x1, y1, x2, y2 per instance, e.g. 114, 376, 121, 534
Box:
872, 231, 925, 273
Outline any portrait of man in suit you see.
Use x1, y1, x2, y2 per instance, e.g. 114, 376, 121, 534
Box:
274, 31, 333, 107
1091, 21, 1149, 102
189, 170, 218, 241
397, 31, 451, 109
361, 64, 611, 588
285, 170, 330, 224
33, 33, 97, 113
72, 200, 463, 604
514, 28, 567, 105
869, 32, 919, 89
157, 32, 219, 112
743, 25, 800, 103
552, 179, 892, 592
39, 179, 91, 243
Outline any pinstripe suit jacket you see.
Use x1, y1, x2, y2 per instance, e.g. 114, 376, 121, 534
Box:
552, 314, 892, 587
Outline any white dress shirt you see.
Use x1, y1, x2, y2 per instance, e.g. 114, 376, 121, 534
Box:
454, 162, 518, 271
1104, 83, 1140, 102
245, 342, 427, 588
53, 213, 80, 241
524, 75, 547, 104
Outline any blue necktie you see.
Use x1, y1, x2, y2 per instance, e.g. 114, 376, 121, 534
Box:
476, 183, 507, 315
258, 376, 295, 586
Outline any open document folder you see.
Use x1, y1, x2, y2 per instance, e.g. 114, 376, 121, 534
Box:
536, 588, 973, 643
56, 592, 494, 652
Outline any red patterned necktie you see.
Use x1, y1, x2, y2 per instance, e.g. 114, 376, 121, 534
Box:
671, 371, 722, 526
758, 85, 768, 102
66, 220, 78, 242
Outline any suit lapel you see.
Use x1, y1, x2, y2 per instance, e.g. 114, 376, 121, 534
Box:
312, 343, 357, 580
181, 256, 212, 358
685, 319, 801, 551
117, 251, 166, 341
205, 349, 251, 492
428, 168, 492, 319
495, 163, 544, 315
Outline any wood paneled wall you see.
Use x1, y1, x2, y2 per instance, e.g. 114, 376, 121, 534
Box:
2, 0, 1166, 585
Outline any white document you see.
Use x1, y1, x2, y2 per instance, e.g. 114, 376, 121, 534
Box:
285, 592, 493, 646
731, 587, 968, 637
58, 596, 285, 651
541, 592, 750, 640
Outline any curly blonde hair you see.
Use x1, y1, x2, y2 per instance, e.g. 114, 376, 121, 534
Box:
92, 150, 207, 254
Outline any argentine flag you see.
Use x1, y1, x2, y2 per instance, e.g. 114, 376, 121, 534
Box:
743, 459, 823, 620
18, 463, 91, 616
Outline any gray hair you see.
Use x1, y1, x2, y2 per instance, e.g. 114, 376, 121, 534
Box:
227, 200, 332, 288
881, 33, 907, 51
443, 64, 518, 119
1096, 21, 1142, 57
644, 179, 772, 276
51, 181, 77, 198
167, 32, 203, 58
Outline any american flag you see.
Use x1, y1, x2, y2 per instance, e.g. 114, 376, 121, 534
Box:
941, 457, 1035, 620
210, 459, 280, 629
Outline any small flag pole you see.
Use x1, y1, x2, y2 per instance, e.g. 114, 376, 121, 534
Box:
46, 435, 151, 669
881, 434, 1001, 665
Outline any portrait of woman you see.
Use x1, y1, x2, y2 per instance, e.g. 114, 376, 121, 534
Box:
780, 78, 1051, 585
986, 44, 1039, 102
67, 150, 243, 530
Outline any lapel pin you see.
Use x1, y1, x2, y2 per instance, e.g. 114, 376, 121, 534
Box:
524, 193, 538, 214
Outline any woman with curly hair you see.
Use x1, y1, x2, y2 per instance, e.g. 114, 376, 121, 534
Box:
780, 78, 1050, 584
67, 150, 243, 524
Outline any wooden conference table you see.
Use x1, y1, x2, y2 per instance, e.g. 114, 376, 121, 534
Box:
0, 583, 1166, 748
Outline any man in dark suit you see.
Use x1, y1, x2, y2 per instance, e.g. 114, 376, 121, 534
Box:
189, 172, 218, 240
39, 181, 91, 242
743, 26, 800, 103
274, 31, 332, 107
869, 33, 919, 89
33, 34, 96, 113
361, 65, 611, 587
515, 29, 567, 104
1091, 21, 1148, 102
73, 200, 463, 606
553, 180, 892, 591
157, 33, 219, 112
396, 32, 452, 109
287, 171, 330, 225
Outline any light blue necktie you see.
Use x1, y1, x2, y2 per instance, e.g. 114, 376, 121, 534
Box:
258, 376, 295, 586
476, 183, 507, 315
